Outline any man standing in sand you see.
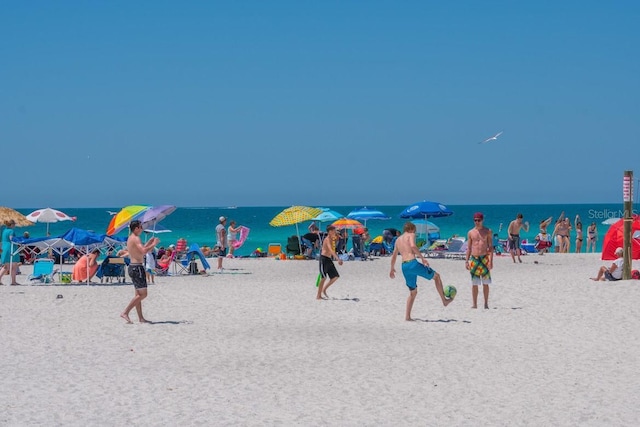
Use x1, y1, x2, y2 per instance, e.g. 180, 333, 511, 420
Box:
507, 213, 529, 263
121, 220, 159, 324
215, 216, 227, 272
466, 212, 494, 309
316, 225, 343, 300
390, 222, 453, 321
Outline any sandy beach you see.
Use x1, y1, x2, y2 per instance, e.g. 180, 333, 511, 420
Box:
1, 252, 639, 426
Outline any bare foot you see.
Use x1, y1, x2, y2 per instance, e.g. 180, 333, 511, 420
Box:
484, 304, 489, 309
443, 298, 453, 307
322, 292, 329, 299
405, 317, 414, 321
120, 313, 133, 324
10, 283, 20, 286
471, 305, 477, 309
590, 278, 598, 281
139, 318, 151, 324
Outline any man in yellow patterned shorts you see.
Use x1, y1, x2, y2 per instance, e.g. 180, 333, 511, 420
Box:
465, 212, 494, 309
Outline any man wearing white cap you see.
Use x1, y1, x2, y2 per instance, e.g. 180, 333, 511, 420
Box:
215, 216, 227, 272
591, 247, 624, 281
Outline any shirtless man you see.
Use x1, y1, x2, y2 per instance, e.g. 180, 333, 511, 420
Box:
465, 212, 494, 309
390, 222, 453, 321
121, 220, 159, 324
316, 225, 343, 299
507, 213, 529, 263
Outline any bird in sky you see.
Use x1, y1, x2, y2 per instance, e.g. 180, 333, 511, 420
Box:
479, 131, 503, 144
107, 210, 118, 216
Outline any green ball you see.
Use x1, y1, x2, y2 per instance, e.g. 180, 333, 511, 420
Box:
443, 285, 457, 300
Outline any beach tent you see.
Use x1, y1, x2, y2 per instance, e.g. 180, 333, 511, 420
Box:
601, 215, 640, 260
12, 228, 127, 283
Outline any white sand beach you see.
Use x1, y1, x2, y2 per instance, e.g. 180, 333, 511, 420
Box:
1, 253, 639, 426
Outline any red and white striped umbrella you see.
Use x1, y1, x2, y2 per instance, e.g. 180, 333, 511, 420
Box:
25, 208, 76, 234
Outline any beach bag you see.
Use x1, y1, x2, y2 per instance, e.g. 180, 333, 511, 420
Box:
632, 270, 640, 280
189, 260, 199, 275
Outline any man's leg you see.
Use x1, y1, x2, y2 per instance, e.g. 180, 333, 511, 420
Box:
472, 285, 479, 309
433, 273, 453, 306
316, 277, 327, 300
322, 277, 339, 298
134, 289, 148, 322
483, 284, 490, 309
406, 289, 417, 321
121, 291, 142, 324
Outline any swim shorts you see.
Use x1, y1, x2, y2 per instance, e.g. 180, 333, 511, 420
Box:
128, 264, 148, 290
401, 259, 435, 291
509, 234, 521, 251
319, 255, 339, 279
469, 255, 491, 286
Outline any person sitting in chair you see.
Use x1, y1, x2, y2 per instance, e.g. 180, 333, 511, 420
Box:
590, 247, 624, 281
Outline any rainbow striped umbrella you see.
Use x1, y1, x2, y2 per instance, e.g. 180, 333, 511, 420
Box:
106, 205, 151, 235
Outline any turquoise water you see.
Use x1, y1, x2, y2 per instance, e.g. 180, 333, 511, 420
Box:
15, 204, 632, 255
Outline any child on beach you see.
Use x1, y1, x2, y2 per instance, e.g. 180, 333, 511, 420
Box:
465, 212, 494, 309
145, 249, 156, 284
389, 221, 453, 321
316, 225, 343, 300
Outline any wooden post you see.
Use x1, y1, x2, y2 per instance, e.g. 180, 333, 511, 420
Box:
623, 171, 633, 280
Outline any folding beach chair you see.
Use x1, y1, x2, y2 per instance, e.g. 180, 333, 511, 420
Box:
98, 257, 127, 283
267, 243, 282, 257
28, 259, 57, 284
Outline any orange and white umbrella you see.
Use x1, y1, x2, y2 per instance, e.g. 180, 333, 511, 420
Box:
331, 218, 363, 230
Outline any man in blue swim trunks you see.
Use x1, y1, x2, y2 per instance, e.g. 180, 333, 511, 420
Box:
390, 222, 454, 321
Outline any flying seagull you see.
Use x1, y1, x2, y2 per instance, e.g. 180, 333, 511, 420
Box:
480, 131, 503, 144
107, 210, 118, 216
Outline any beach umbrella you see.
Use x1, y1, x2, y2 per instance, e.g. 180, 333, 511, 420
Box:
270, 206, 323, 249
106, 205, 151, 235
347, 207, 390, 227
399, 200, 453, 220
144, 223, 172, 234
138, 205, 177, 230
413, 219, 440, 235
25, 207, 77, 235
331, 218, 364, 230
0, 207, 34, 227
311, 208, 344, 223
601, 215, 640, 260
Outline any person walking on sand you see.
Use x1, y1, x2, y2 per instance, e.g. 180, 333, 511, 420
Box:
215, 216, 227, 271
466, 212, 494, 309
121, 220, 159, 324
507, 213, 529, 263
316, 225, 343, 300
389, 221, 453, 321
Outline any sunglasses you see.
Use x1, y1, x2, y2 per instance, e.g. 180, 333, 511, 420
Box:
474, 218, 482, 222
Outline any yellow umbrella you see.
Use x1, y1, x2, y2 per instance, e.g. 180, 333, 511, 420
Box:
269, 206, 322, 227
0, 207, 34, 227
270, 206, 323, 251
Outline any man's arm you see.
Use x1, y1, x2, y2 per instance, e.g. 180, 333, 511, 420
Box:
389, 243, 398, 278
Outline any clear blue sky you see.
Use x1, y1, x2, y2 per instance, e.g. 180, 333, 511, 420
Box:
2, 1, 638, 208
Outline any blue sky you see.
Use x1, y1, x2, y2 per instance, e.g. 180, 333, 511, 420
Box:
2, 1, 639, 208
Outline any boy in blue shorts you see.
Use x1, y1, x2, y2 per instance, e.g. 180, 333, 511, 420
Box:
390, 222, 453, 321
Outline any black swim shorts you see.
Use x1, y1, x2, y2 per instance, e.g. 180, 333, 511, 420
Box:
128, 264, 148, 289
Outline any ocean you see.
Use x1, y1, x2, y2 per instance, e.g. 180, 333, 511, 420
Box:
13, 204, 633, 255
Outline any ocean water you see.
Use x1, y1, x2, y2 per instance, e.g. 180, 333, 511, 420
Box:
14, 204, 633, 255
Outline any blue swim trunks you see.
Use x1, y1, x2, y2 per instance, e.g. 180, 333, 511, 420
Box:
401, 259, 435, 290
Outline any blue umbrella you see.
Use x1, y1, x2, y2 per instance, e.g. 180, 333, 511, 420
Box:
312, 208, 344, 222
399, 200, 453, 219
347, 207, 391, 227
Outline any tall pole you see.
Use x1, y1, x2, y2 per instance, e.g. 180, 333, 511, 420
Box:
622, 171, 633, 280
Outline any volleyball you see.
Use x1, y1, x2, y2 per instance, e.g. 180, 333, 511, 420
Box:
443, 285, 457, 300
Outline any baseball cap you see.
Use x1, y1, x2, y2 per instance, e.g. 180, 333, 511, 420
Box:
219, 216, 226, 222
473, 212, 484, 220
